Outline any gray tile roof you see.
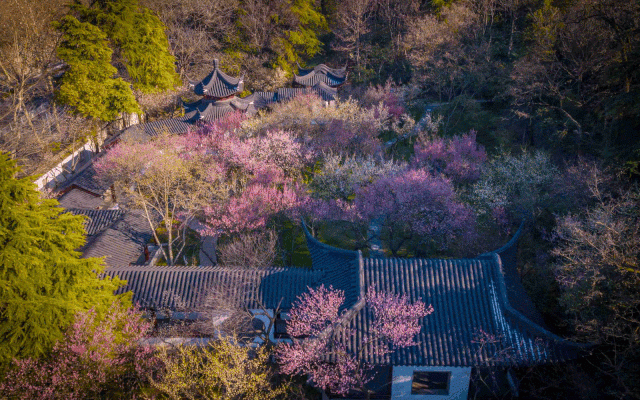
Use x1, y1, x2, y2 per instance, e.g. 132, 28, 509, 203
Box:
341, 256, 587, 367
58, 163, 112, 197
302, 224, 590, 367
82, 209, 153, 267
276, 88, 307, 103
183, 97, 258, 123
276, 85, 337, 103
122, 118, 193, 141
248, 91, 277, 109
189, 59, 244, 98
104, 265, 321, 310
67, 208, 125, 236
302, 223, 362, 311
294, 63, 347, 88
57, 188, 104, 209
311, 82, 338, 102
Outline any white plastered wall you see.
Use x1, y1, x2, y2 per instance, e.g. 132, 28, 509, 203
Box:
391, 366, 471, 400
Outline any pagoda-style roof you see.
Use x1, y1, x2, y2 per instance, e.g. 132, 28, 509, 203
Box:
189, 59, 244, 98
183, 96, 258, 123
294, 63, 347, 88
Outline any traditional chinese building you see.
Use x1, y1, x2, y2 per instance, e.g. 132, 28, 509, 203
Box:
189, 59, 244, 101
104, 222, 590, 399
294, 63, 348, 88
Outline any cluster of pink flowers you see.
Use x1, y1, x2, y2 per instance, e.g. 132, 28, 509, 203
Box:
366, 286, 434, 349
0, 303, 155, 399
413, 131, 487, 184
354, 168, 475, 249
277, 285, 433, 396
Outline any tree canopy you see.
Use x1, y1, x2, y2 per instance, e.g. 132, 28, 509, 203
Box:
54, 15, 140, 121
0, 152, 121, 363
74, 0, 181, 93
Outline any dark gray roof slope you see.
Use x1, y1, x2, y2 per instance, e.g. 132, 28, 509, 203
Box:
189, 59, 244, 98
122, 118, 193, 142
183, 97, 257, 123
302, 223, 362, 311
247, 92, 277, 109
104, 266, 321, 310
82, 209, 153, 267
340, 257, 583, 367
59, 163, 112, 197
276, 85, 338, 103
294, 63, 347, 87
311, 82, 338, 102
58, 188, 104, 209
301, 222, 590, 367
67, 208, 125, 236
276, 88, 307, 103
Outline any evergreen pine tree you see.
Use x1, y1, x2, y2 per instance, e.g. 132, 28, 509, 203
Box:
0, 153, 122, 363
54, 15, 140, 121
76, 0, 180, 93
274, 0, 328, 71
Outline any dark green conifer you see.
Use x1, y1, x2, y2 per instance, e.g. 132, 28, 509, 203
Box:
0, 153, 122, 363
54, 15, 140, 121
76, 0, 180, 93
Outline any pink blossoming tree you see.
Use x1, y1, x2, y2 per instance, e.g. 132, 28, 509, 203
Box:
413, 130, 487, 184
0, 302, 156, 399
354, 168, 476, 256
277, 285, 433, 398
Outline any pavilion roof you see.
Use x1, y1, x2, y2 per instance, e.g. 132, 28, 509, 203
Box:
189, 59, 244, 98
294, 63, 347, 87
182, 96, 258, 123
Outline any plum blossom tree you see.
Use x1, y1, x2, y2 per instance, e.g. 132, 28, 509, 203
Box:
244, 94, 387, 156
413, 130, 487, 184
354, 168, 476, 256
196, 127, 310, 236
95, 133, 224, 265
0, 301, 155, 399
277, 285, 433, 398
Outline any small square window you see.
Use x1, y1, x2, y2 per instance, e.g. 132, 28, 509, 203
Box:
411, 371, 451, 395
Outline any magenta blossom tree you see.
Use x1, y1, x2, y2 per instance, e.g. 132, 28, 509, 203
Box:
191, 127, 311, 235
413, 131, 487, 184
276, 285, 433, 397
354, 168, 476, 256
0, 302, 156, 399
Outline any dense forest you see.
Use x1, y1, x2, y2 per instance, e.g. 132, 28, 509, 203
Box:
1, 0, 639, 398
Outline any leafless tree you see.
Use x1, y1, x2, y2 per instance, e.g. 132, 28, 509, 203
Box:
0, 0, 65, 127
332, 0, 374, 76
217, 229, 279, 269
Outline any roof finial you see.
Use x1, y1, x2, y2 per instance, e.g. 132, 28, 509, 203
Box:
213, 58, 219, 70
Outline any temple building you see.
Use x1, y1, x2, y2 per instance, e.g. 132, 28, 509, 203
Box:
104, 222, 591, 399
122, 60, 346, 140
